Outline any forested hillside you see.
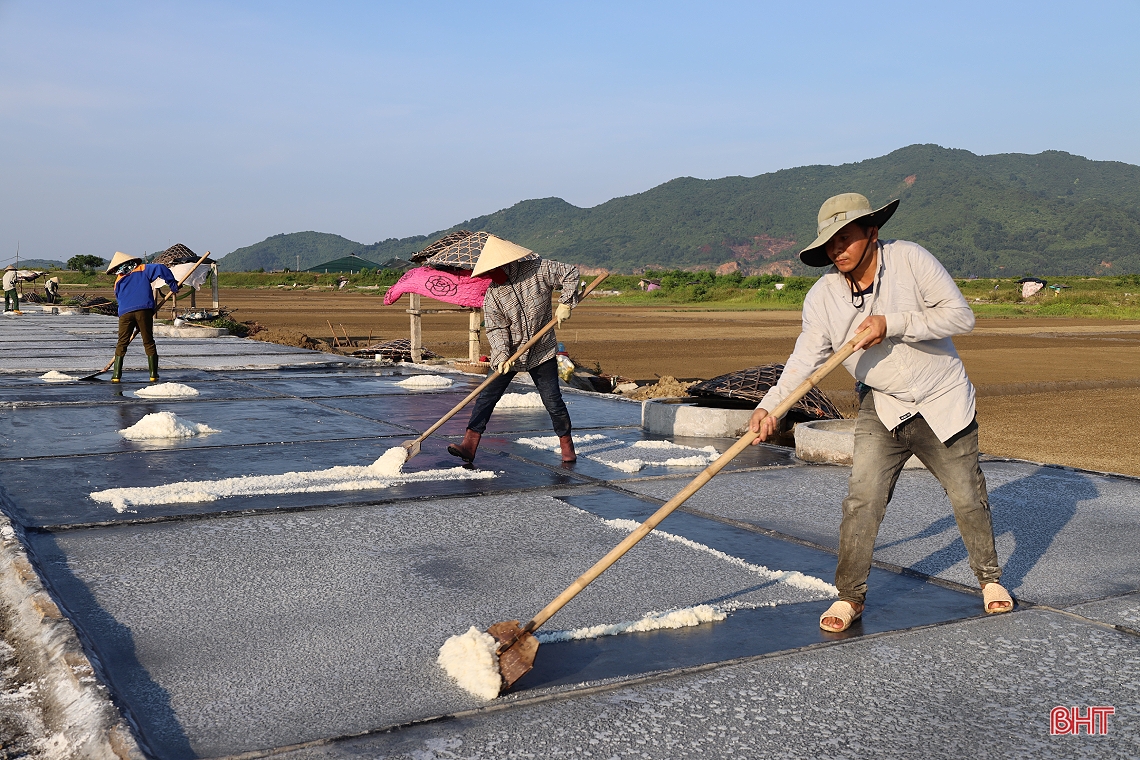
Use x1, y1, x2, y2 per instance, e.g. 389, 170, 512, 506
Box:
219, 231, 367, 272
221, 145, 1140, 276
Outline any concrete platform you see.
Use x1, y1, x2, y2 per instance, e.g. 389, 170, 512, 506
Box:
642, 397, 753, 438
1, 311, 1137, 757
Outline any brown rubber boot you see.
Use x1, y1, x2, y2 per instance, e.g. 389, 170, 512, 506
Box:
447, 429, 481, 463
558, 434, 576, 463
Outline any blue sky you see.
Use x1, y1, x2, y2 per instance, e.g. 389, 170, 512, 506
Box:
2, 1, 1138, 263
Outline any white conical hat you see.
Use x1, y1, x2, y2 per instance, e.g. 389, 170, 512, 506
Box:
471, 234, 538, 276
105, 251, 141, 273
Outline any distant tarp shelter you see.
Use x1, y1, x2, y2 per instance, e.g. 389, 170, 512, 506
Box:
150, 243, 218, 312
303, 254, 383, 274
1017, 277, 1047, 298
390, 230, 532, 364
383, 268, 492, 309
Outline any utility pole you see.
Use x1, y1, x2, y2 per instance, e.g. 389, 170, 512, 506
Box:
296, 254, 300, 272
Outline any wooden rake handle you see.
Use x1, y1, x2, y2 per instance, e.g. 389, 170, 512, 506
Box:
407, 272, 609, 447
95, 253, 213, 373
520, 326, 872, 635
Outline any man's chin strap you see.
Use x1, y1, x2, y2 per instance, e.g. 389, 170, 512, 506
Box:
844, 237, 876, 309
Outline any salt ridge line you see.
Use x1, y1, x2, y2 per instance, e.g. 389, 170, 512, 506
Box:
534, 599, 795, 644
89, 447, 495, 512
599, 516, 838, 595
515, 434, 719, 472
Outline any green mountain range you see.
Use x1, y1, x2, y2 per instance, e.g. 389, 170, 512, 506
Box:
220, 145, 1140, 276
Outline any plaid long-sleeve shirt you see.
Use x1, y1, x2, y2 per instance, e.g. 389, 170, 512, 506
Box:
483, 258, 580, 371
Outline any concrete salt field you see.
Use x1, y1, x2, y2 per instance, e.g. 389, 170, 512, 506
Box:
0, 311, 1137, 758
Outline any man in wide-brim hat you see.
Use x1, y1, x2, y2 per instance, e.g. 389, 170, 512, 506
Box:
749, 193, 1012, 632
106, 251, 179, 382
446, 235, 581, 465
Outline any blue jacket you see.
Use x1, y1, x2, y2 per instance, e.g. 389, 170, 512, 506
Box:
115, 263, 178, 316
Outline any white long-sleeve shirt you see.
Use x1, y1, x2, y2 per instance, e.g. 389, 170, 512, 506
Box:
758, 239, 976, 442
2, 270, 16, 290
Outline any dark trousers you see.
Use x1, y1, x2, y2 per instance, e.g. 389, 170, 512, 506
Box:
836, 391, 1001, 605
3, 289, 17, 311
116, 309, 157, 356
466, 358, 571, 437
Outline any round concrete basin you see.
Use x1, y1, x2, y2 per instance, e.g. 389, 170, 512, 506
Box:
795, 418, 924, 469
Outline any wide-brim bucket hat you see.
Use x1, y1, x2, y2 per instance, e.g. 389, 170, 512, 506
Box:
800, 193, 900, 267
105, 251, 141, 274
471, 234, 539, 277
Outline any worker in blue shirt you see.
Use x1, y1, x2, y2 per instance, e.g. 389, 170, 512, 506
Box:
105, 251, 178, 383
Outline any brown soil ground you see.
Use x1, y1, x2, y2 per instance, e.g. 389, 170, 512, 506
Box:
86, 286, 1140, 476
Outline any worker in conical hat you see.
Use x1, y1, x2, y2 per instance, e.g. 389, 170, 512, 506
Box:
106, 252, 179, 383
447, 235, 581, 465
2, 265, 21, 314
44, 276, 61, 304
749, 192, 1012, 632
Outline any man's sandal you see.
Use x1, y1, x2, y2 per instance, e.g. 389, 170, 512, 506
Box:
983, 583, 1014, 614
819, 600, 862, 632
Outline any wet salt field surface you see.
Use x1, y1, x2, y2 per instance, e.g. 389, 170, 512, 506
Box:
0, 398, 408, 459
323, 385, 644, 435
0, 440, 576, 527
280, 610, 1140, 760
2, 313, 1138, 758
625, 463, 1140, 608
481, 427, 794, 479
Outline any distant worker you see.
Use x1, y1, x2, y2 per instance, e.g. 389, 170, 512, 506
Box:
106, 252, 178, 383
3, 265, 21, 314
44, 276, 61, 304
749, 193, 1012, 632
447, 238, 580, 465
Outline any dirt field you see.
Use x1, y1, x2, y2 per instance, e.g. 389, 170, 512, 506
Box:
98, 286, 1140, 476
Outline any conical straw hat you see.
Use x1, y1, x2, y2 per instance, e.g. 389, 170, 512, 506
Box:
105, 251, 141, 274
471, 234, 538, 276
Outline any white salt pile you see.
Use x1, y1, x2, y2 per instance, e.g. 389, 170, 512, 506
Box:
437, 626, 502, 700
396, 375, 453, 388
495, 392, 544, 409
133, 382, 200, 398
40, 371, 78, 383
119, 412, 218, 441
515, 434, 718, 472
89, 445, 494, 512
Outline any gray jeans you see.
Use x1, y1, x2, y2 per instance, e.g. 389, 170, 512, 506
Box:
836, 391, 1001, 605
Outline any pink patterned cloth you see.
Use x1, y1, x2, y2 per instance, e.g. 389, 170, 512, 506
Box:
383, 266, 492, 308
